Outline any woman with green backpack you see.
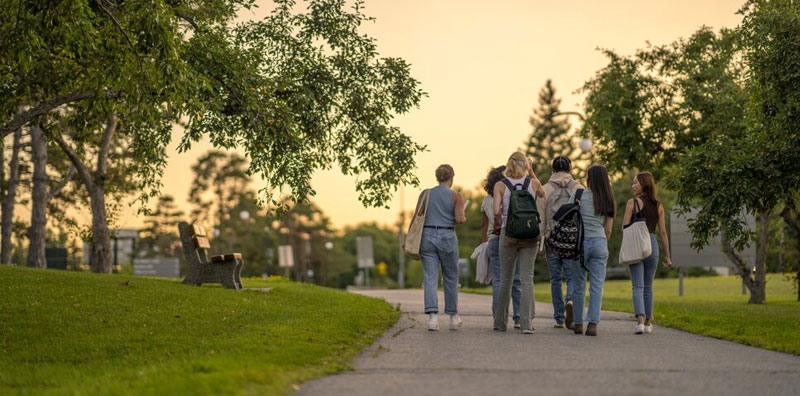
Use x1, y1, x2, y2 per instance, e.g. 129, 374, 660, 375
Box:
492, 152, 545, 334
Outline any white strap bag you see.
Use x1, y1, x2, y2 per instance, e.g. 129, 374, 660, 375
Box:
403, 190, 430, 260
619, 199, 652, 265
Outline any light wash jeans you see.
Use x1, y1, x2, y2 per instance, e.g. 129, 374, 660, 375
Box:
489, 237, 521, 323
547, 245, 574, 325
570, 237, 608, 324
494, 230, 537, 332
420, 228, 459, 315
628, 233, 659, 319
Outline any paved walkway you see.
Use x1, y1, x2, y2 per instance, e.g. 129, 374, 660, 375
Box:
299, 289, 800, 396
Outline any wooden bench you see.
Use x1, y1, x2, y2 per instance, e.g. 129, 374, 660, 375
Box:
178, 222, 244, 289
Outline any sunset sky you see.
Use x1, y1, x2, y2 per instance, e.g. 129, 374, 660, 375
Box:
115, 0, 746, 231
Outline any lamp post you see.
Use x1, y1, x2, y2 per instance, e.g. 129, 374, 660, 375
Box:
548, 111, 594, 165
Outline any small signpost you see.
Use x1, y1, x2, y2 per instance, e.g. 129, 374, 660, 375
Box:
132, 258, 180, 278
357, 236, 375, 287
278, 245, 294, 278
458, 258, 470, 288
45, 247, 68, 270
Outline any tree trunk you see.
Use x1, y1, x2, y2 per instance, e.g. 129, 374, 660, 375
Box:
1, 128, 22, 265
780, 208, 800, 301
27, 125, 48, 268
89, 184, 112, 273
749, 211, 769, 304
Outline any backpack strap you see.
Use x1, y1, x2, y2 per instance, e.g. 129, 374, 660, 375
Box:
522, 177, 531, 192
502, 178, 514, 191
574, 189, 585, 206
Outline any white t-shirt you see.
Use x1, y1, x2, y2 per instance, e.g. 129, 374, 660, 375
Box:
500, 177, 535, 228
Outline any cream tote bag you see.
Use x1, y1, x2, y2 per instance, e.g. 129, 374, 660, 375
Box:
619, 199, 652, 265
403, 189, 431, 260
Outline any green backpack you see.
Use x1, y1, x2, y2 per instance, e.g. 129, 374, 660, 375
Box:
502, 177, 540, 240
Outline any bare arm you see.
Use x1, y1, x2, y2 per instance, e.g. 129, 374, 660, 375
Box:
604, 216, 614, 239
622, 199, 634, 230
658, 204, 672, 268
526, 163, 545, 197
453, 192, 467, 224
481, 212, 489, 243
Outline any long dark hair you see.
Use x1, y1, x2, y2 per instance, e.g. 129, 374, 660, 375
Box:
587, 165, 615, 217
484, 165, 506, 195
636, 171, 660, 206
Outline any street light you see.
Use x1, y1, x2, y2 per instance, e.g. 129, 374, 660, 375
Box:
324, 241, 334, 251
579, 137, 593, 153
239, 210, 250, 221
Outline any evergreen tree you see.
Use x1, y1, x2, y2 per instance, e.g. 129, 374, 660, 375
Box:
524, 80, 577, 182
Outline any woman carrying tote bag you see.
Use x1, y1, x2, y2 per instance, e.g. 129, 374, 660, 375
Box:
408, 164, 467, 331
621, 172, 673, 335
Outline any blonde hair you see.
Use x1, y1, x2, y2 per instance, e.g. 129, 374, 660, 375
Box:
503, 152, 528, 179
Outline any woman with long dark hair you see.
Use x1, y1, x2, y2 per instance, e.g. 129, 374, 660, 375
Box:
481, 166, 522, 328
569, 165, 615, 336
622, 172, 672, 334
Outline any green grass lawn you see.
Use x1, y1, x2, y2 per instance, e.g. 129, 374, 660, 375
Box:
0, 266, 400, 395
463, 274, 800, 355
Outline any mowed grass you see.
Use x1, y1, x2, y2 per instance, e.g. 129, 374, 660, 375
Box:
463, 274, 800, 355
0, 266, 400, 395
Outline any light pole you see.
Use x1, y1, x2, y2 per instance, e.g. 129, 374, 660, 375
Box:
548, 111, 594, 167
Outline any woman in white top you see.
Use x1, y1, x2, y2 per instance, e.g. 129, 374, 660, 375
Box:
481, 165, 522, 328
492, 152, 545, 333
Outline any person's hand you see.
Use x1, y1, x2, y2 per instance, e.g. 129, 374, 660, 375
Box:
663, 257, 673, 269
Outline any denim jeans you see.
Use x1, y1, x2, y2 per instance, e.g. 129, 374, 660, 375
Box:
570, 237, 608, 324
420, 228, 459, 315
489, 237, 521, 322
628, 233, 659, 319
494, 230, 537, 331
547, 245, 574, 324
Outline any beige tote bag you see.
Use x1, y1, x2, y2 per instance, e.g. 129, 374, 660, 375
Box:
619, 199, 652, 265
403, 189, 430, 260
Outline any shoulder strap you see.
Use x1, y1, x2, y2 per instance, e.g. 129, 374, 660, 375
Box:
575, 189, 584, 206
502, 178, 514, 191
522, 177, 531, 192
416, 189, 431, 216
633, 197, 643, 219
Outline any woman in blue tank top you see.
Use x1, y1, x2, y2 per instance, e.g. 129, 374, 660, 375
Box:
412, 164, 467, 331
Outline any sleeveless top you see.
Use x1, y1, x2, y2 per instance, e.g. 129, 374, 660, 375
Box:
500, 177, 535, 228
424, 185, 456, 227
569, 188, 607, 239
637, 197, 659, 234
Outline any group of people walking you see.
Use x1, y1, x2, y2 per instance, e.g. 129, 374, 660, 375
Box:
410, 151, 672, 335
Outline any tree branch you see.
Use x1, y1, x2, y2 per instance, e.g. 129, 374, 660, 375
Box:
48, 166, 77, 200
721, 229, 753, 286
782, 207, 800, 239
1, 90, 120, 138
54, 134, 95, 193
95, 0, 135, 50
175, 11, 200, 30
96, 114, 117, 177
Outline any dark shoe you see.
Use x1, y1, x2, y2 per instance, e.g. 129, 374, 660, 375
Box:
585, 322, 598, 336
573, 323, 583, 334
565, 301, 574, 330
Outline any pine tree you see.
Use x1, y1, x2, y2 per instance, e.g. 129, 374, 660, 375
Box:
524, 80, 578, 182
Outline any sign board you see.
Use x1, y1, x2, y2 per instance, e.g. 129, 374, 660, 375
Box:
278, 245, 294, 268
132, 258, 180, 278
356, 236, 375, 268
670, 209, 756, 268
45, 247, 68, 270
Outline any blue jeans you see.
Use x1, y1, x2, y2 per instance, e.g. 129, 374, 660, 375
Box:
628, 233, 659, 319
420, 228, 459, 315
547, 245, 574, 324
489, 237, 521, 322
570, 237, 608, 324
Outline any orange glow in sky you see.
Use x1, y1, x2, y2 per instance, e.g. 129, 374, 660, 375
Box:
112, 0, 745, 230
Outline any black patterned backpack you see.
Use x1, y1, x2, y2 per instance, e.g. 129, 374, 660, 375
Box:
546, 189, 586, 269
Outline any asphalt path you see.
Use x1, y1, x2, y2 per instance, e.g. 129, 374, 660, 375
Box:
299, 289, 800, 396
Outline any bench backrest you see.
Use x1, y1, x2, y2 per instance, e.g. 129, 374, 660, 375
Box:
178, 221, 210, 265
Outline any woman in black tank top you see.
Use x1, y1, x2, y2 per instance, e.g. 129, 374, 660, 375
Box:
621, 172, 672, 335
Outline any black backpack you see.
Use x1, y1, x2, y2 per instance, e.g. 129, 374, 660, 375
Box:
502, 177, 540, 240
547, 189, 587, 270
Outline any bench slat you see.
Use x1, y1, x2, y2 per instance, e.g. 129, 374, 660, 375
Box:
194, 236, 211, 249
191, 224, 207, 237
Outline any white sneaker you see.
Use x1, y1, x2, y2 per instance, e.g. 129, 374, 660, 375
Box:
428, 314, 439, 331
449, 314, 462, 330
635, 323, 644, 334
521, 328, 535, 334
644, 324, 653, 334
